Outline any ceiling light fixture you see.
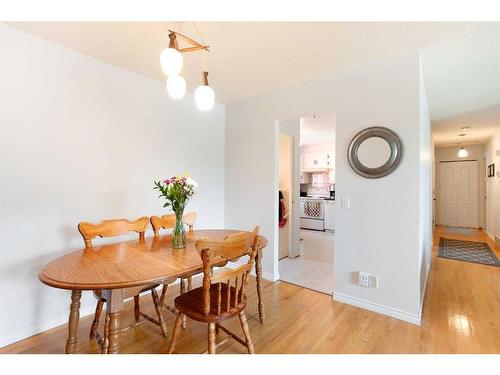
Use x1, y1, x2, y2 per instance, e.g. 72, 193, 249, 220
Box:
160, 24, 214, 110
458, 146, 468, 158
160, 33, 183, 76
195, 71, 215, 111
166, 75, 187, 99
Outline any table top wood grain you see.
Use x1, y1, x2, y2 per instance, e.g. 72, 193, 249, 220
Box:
39, 230, 268, 291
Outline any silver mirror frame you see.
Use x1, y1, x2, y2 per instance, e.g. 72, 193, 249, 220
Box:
347, 126, 404, 179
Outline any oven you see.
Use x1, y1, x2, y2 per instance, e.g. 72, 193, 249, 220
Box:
299, 198, 325, 231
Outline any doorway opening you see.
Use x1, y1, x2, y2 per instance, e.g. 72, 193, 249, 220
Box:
277, 113, 336, 295
434, 145, 486, 232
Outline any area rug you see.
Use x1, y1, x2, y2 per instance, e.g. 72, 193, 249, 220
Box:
439, 238, 500, 267
446, 227, 478, 236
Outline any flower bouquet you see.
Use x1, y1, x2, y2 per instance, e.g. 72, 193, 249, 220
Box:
154, 173, 198, 248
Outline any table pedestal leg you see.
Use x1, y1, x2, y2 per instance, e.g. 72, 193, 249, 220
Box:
255, 250, 265, 323
104, 289, 124, 354
65, 290, 82, 354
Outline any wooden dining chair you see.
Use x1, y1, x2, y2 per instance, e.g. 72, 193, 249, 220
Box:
168, 227, 260, 354
150, 212, 197, 327
78, 217, 171, 353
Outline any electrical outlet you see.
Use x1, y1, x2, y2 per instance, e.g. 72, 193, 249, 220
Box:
358, 272, 370, 287
358, 272, 379, 288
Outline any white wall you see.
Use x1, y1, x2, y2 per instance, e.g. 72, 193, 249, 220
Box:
434, 144, 486, 229
0, 25, 226, 347
225, 51, 432, 324
418, 57, 432, 312
484, 129, 500, 241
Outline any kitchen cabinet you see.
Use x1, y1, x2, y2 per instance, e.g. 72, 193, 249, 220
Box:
324, 200, 335, 231
302, 152, 333, 171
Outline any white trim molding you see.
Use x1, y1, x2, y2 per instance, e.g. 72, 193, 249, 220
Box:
263, 271, 279, 282
0, 306, 96, 349
485, 230, 495, 241
333, 292, 422, 326
419, 259, 431, 318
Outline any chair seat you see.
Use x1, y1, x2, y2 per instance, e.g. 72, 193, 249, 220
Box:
174, 283, 247, 323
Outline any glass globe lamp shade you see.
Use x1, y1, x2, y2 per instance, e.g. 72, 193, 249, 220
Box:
194, 85, 215, 111
166, 75, 186, 99
458, 147, 468, 158
160, 48, 183, 76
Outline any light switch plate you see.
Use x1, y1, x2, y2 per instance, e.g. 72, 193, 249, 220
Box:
341, 197, 351, 209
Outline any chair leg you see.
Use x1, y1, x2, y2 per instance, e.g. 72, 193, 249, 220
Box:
133, 295, 140, 322
255, 250, 265, 324
89, 299, 104, 339
208, 322, 216, 354
168, 313, 184, 354
187, 277, 192, 291
238, 310, 254, 354
160, 284, 168, 305
102, 312, 110, 354
180, 279, 187, 329
151, 288, 168, 337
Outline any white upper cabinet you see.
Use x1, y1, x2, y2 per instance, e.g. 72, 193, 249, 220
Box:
302, 152, 333, 170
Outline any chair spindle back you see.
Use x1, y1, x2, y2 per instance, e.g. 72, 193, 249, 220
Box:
195, 227, 260, 316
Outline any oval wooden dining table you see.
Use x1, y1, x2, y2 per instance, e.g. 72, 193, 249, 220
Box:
39, 229, 268, 354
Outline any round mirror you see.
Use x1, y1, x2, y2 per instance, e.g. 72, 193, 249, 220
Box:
347, 127, 403, 179
357, 137, 392, 169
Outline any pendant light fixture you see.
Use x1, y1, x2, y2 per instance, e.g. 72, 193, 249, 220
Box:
458, 146, 468, 158
160, 32, 183, 76
166, 75, 187, 99
159, 23, 214, 110
195, 71, 215, 111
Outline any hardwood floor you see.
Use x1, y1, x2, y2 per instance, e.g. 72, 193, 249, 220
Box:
2, 226, 500, 354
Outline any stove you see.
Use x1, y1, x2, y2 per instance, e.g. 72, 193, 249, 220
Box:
299, 197, 325, 231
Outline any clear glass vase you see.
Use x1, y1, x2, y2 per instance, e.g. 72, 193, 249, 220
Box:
172, 209, 186, 249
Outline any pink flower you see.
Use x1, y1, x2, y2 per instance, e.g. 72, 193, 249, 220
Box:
164, 179, 171, 184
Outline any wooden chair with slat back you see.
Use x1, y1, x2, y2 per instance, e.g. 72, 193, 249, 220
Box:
78, 217, 170, 354
168, 226, 260, 354
150, 212, 198, 327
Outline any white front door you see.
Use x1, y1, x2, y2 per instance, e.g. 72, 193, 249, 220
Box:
438, 161, 479, 228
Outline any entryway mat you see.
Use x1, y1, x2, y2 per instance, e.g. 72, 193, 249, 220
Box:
439, 237, 500, 267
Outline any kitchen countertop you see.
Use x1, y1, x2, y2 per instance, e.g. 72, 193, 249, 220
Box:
300, 196, 335, 201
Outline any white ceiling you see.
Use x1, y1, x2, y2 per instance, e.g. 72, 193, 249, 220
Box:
300, 113, 335, 146
6, 22, 500, 144
432, 103, 500, 146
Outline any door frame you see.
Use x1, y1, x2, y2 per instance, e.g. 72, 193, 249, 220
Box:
277, 126, 300, 259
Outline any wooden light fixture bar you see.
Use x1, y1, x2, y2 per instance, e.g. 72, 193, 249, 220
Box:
168, 29, 210, 53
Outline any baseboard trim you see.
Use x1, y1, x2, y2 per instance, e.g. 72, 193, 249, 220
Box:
224, 262, 278, 282
419, 259, 431, 317
332, 292, 421, 326
263, 271, 279, 282
0, 283, 181, 349
0, 305, 96, 349
485, 230, 495, 241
